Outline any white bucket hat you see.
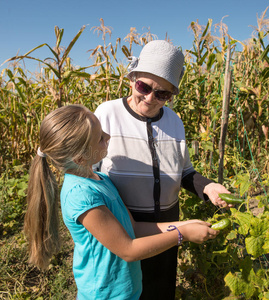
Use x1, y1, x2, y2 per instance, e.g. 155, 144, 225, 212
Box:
127, 40, 184, 94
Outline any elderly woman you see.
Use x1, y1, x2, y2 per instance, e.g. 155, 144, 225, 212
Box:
94, 40, 230, 300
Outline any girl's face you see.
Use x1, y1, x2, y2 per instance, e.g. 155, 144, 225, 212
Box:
88, 115, 110, 165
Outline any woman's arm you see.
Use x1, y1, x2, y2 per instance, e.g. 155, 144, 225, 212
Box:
78, 206, 218, 262
181, 171, 233, 208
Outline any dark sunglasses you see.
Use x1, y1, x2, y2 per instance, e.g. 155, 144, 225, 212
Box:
135, 80, 173, 101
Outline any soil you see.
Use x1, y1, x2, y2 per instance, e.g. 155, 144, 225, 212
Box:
249, 198, 264, 216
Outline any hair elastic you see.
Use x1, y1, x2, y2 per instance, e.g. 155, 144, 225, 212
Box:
37, 147, 47, 158
167, 225, 183, 246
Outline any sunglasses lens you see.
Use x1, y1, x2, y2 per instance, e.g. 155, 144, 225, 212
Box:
154, 91, 173, 101
135, 80, 173, 101
135, 80, 152, 95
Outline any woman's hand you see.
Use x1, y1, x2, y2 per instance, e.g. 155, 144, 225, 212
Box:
203, 182, 233, 208
179, 222, 219, 244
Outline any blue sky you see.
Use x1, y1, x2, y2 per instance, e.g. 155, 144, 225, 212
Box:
1, 0, 269, 73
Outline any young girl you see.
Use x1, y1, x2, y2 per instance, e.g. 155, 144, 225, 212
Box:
24, 104, 219, 300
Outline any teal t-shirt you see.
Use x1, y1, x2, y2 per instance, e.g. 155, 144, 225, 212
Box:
60, 172, 142, 300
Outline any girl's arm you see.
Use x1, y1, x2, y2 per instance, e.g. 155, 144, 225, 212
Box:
126, 208, 207, 237
78, 206, 218, 262
131, 219, 209, 238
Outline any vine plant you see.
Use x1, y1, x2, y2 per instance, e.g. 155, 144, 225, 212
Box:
178, 183, 269, 299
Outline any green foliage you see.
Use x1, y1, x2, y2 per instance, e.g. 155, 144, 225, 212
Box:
1, 12, 269, 300
0, 221, 76, 299
177, 192, 269, 299
0, 163, 28, 237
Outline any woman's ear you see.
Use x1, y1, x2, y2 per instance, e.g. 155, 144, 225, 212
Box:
129, 79, 135, 89
168, 96, 174, 109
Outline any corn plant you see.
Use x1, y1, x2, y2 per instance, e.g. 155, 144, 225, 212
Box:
1, 12, 269, 299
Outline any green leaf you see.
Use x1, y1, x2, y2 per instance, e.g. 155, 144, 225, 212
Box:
17, 189, 26, 197
55, 26, 64, 48
245, 218, 269, 258
6, 69, 26, 102
197, 50, 208, 66
262, 240, 269, 253
215, 53, 223, 65
239, 255, 252, 277
71, 71, 92, 78
121, 45, 131, 58
212, 245, 229, 256
233, 172, 252, 196
6, 55, 60, 77
201, 140, 213, 152
206, 53, 216, 70
245, 236, 265, 258
240, 180, 251, 196
250, 217, 269, 236
259, 67, 269, 81
201, 19, 212, 38
226, 230, 237, 240
254, 269, 268, 290
231, 209, 251, 235
60, 25, 86, 68
263, 292, 269, 299
17, 180, 28, 188
224, 272, 255, 298
259, 43, 269, 63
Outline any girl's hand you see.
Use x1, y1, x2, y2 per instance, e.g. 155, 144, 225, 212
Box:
177, 219, 207, 226
179, 222, 219, 244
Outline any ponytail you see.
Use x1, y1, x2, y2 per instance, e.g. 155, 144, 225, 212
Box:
24, 155, 60, 269
24, 104, 96, 269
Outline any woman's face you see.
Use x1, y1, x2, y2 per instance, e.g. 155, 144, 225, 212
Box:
128, 72, 174, 118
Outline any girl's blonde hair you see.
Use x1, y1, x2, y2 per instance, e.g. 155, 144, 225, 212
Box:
24, 104, 95, 269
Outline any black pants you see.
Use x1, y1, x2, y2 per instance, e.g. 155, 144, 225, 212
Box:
131, 203, 179, 300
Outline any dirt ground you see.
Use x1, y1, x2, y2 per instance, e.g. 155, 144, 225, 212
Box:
249, 198, 264, 216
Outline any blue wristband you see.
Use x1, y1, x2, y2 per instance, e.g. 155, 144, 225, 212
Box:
167, 225, 183, 245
